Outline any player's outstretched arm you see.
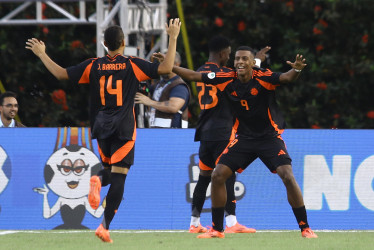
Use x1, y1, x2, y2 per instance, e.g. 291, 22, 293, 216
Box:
279, 54, 307, 83
255, 46, 271, 62
158, 18, 181, 75
173, 66, 202, 82
25, 38, 69, 80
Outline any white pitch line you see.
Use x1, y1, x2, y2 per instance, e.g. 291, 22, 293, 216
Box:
1, 229, 374, 235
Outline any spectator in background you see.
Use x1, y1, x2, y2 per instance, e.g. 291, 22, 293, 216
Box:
0, 91, 25, 127
135, 51, 190, 128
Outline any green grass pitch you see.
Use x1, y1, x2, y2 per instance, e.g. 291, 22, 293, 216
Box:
1, 230, 373, 250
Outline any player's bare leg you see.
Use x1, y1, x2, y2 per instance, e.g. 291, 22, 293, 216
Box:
277, 164, 317, 238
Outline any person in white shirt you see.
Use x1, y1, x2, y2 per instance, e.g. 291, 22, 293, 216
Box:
0, 91, 25, 127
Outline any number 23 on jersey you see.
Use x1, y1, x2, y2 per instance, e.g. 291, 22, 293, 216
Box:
197, 82, 218, 110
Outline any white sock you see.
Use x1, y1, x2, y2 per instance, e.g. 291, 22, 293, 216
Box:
190, 216, 200, 227
225, 215, 237, 227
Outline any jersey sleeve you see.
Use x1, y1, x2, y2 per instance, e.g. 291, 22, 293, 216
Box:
67, 58, 96, 84
129, 57, 160, 82
253, 68, 282, 90
201, 71, 235, 91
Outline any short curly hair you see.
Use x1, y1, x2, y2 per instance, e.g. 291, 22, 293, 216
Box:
208, 35, 230, 53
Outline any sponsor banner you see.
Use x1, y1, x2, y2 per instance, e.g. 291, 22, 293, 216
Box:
0, 128, 373, 230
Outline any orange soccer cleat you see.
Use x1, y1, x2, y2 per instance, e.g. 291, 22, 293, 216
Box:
301, 228, 318, 238
197, 228, 225, 238
95, 224, 113, 243
189, 224, 208, 233
88, 176, 101, 210
225, 222, 256, 233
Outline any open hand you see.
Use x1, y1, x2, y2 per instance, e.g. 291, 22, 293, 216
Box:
255, 46, 271, 62
165, 18, 181, 40
286, 54, 307, 71
25, 38, 46, 57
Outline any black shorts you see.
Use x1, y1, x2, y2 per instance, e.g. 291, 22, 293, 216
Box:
97, 134, 135, 168
199, 140, 231, 170
218, 135, 292, 173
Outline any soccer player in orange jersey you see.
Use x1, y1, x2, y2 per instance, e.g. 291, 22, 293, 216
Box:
26, 19, 181, 243
173, 47, 317, 239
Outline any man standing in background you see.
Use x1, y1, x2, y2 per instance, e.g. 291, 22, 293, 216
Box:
135, 51, 190, 128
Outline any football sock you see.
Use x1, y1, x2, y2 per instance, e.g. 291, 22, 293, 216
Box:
190, 216, 200, 227
212, 207, 225, 232
225, 215, 237, 227
97, 168, 111, 187
102, 173, 126, 229
292, 206, 309, 230
225, 173, 236, 216
191, 174, 211, 217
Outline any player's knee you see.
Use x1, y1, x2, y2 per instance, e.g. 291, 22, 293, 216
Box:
277, 165, 295, 184
211, 164, 231, 185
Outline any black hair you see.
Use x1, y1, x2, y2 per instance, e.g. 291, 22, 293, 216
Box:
236, 46, 255, 55
0, 91, 17, 105
104, 25, 125, 51
208, 35, 230, 53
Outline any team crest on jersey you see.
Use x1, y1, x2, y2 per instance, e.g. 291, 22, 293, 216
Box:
207, 72, 216, 79
251, 88, 258, 96
33, 127, 104, 229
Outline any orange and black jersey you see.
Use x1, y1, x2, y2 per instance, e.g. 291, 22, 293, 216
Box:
201, 68, 284, 139
195, 62, 235, 142
67, 54, 159, 140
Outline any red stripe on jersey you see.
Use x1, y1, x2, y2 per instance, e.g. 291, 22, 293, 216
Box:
110, 108, 136, 165
257, 78, 278, 90
111, 139, 135, 164
216, 79, 234, 91
216, 71, 236, 77
98, 144, 111, 164
199, 160, 213, 170
78, 61, 93, 84
215, 140, 234, 166
130, 60, 151, 82
253, 69, 272, 77
132, 107, 137, 140
230, 118, 239, 141
268, 108, 284, 134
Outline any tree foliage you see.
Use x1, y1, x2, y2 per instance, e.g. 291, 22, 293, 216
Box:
0, 0, 373, 128
168, 0, 374, 128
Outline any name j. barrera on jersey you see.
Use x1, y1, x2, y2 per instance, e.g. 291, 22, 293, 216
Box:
97, 63, 127, 71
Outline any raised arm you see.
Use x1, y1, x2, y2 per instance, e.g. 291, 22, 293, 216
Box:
255, 46, 271, 67
172, 66, 203, 82
279, 54, 307, 83
25, 38, 68, 80
157, 18, 181, 75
